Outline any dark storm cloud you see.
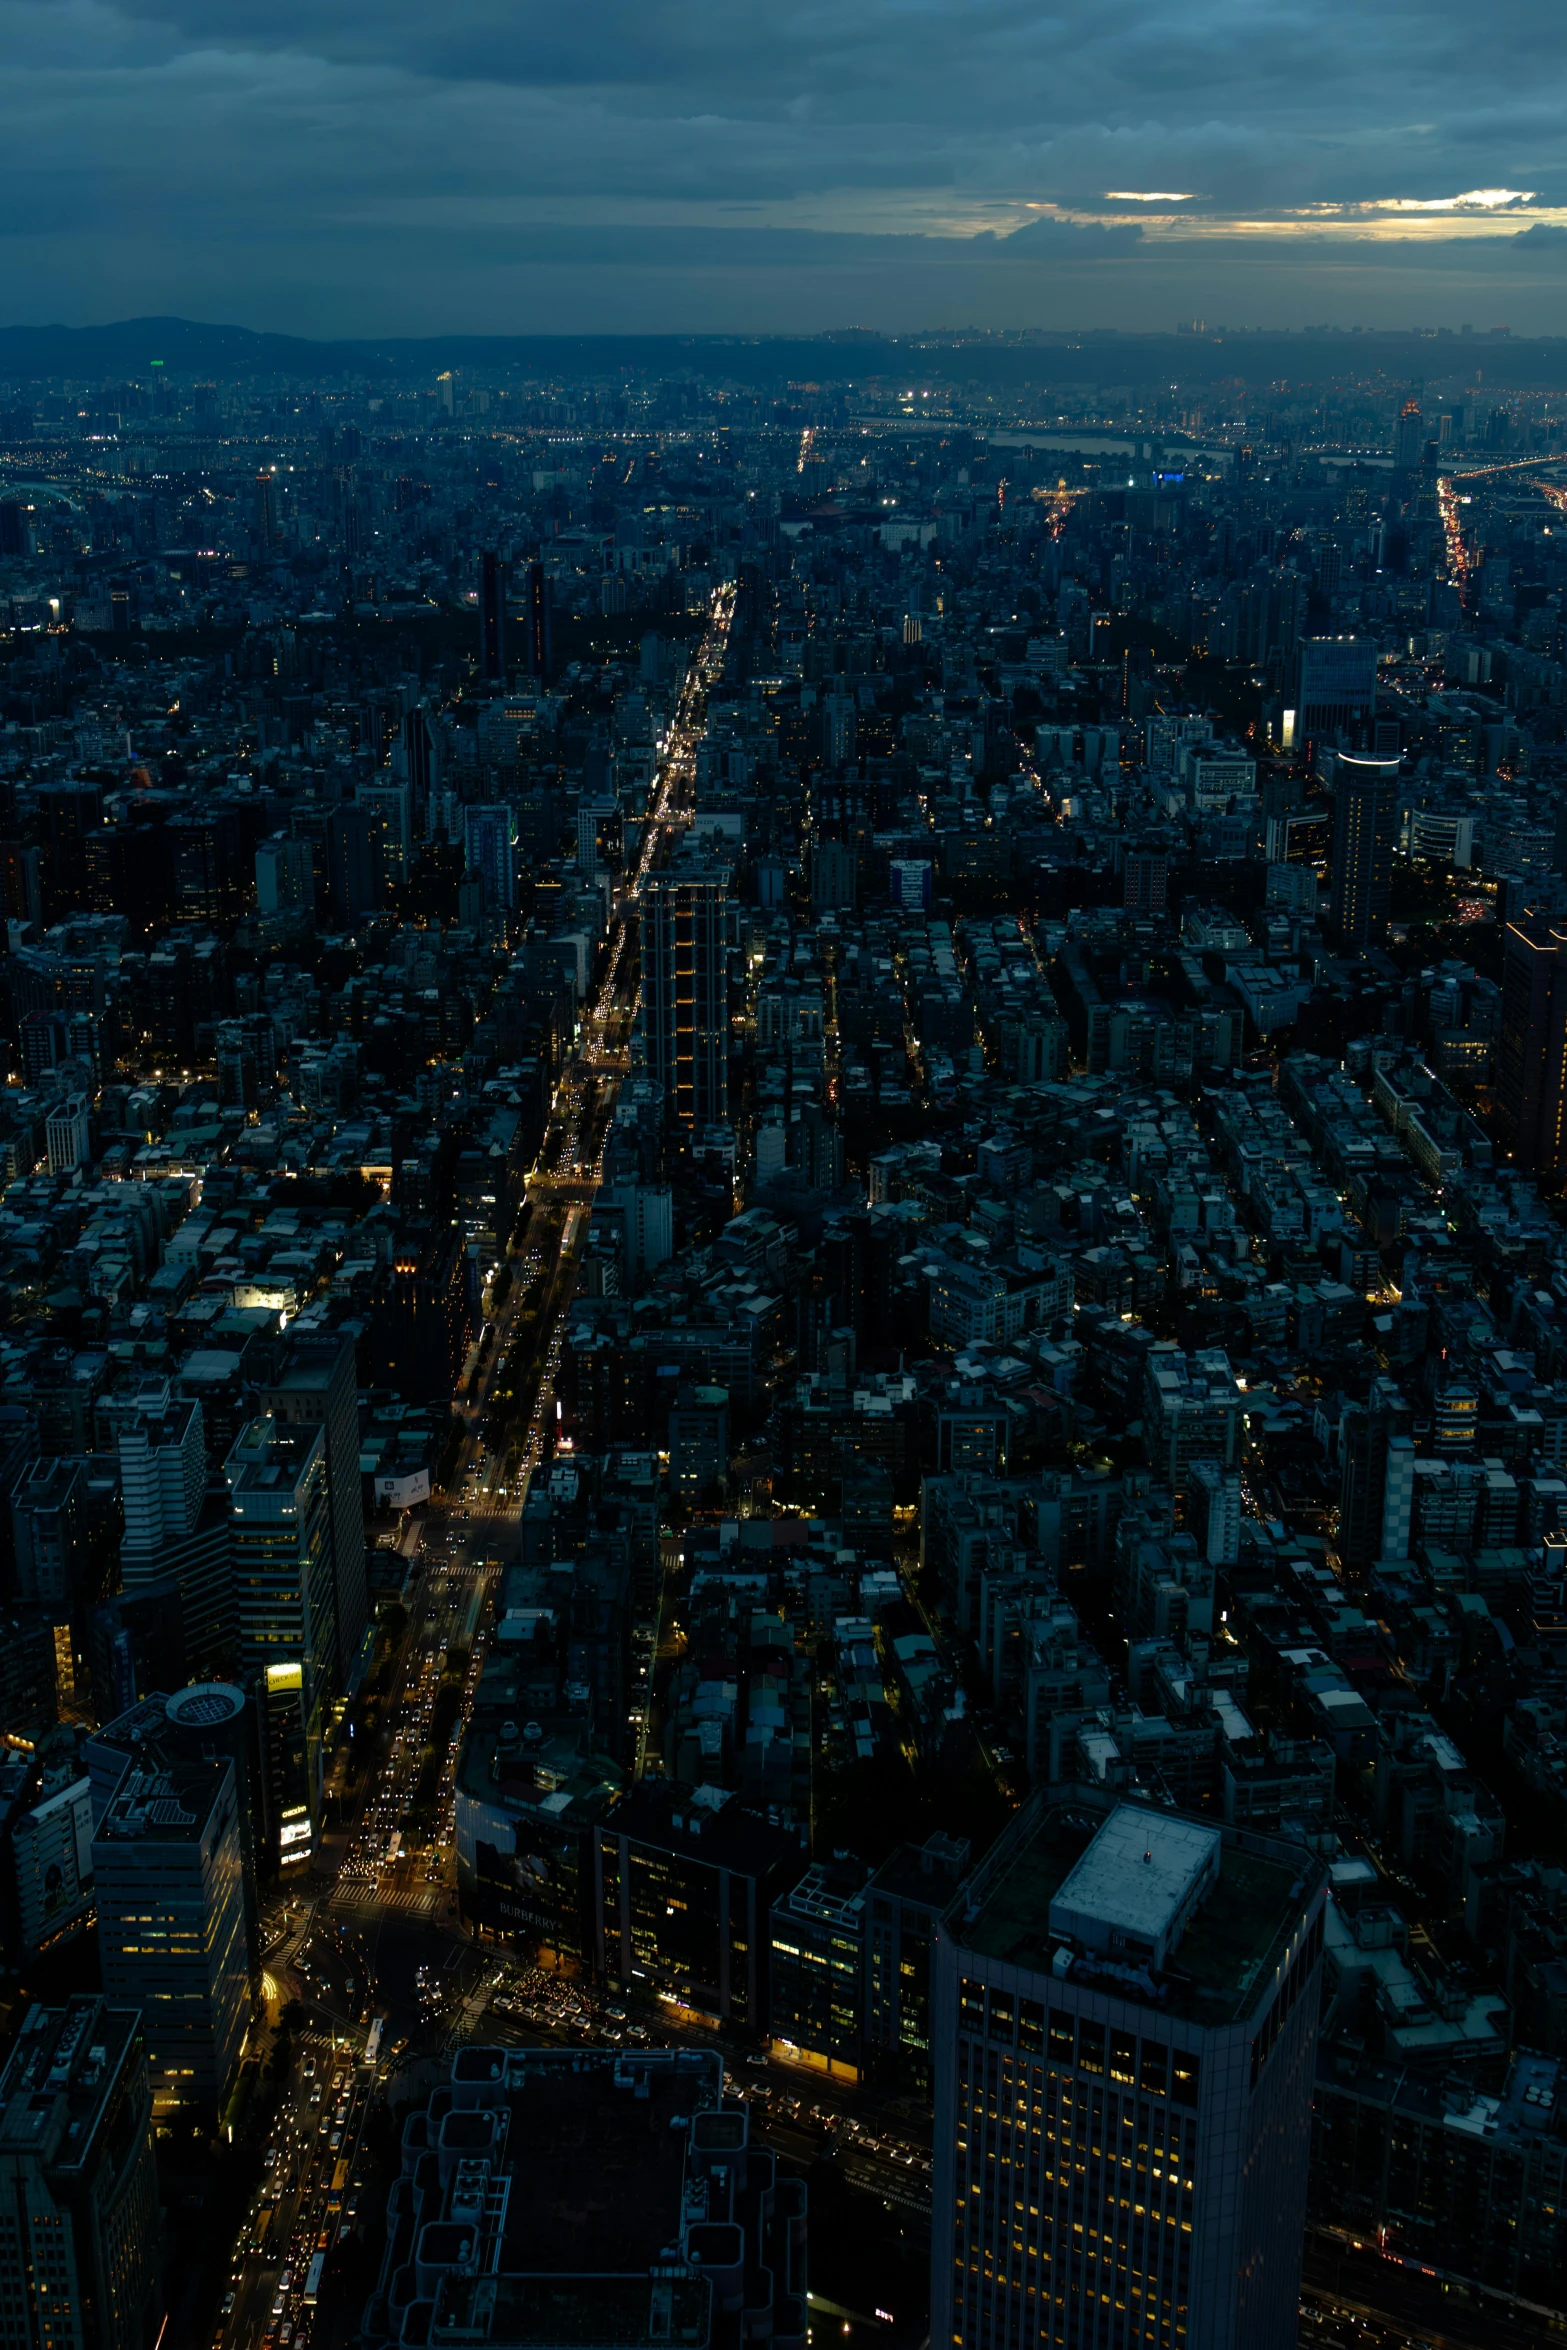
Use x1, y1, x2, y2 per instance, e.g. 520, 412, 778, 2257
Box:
1, 0, 1565, 330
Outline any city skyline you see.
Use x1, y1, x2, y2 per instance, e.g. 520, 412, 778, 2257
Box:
5, 301, 1567, 2347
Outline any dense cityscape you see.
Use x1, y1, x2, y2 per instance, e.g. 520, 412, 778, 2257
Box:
4, 320, 1567, 2350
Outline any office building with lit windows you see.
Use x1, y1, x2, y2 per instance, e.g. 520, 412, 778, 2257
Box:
769, 1860, 869, 2080
260, 1329, 369, 1695
0, 1996, 164, 2350
463, 802, 519, 919
227, 1415, 334, 1840
863, 1833, 971, 2100
594, 1780, 800, 2031
1328, 752, 1400, 949
92, 1756, 250, 2114
642, 872, 730, 1129
87, 1682, 267, 1988
1295, 636, 1377, 741
116, 1381, 232, 1667
479, 547, 507, 682
931, 1792, 1326, 2350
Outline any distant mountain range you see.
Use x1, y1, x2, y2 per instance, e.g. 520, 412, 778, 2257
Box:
2, 315, 1566, 387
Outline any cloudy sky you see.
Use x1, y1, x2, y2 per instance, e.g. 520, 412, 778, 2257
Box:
5, 0, 1567, 335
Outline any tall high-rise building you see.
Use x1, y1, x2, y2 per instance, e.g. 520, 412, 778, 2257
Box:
358, 776, 412, 888
10, 1455, 86, 1611
463, 803, 519, 919
227, 1416, 334, 1837
862, 1832, 972, 2100
88, 1683, 266, 1988
118, 1383, 204, 1556
577, 796, 614, 876
325, 802, 384, 926
1392, 398, 1424, 473
1187, 1457, 1241, 1568
593, 1781, 800, 2031
399, 703, 440, 838
255, 831, 316, 921
1381, 1429, 1416, 1564
45, 1096, 91, 1176
1123, 850, 1168, 916
1336, 1402, 1383, 1575
526, 559, 553, 683
1295, 637, 1376, 742
1328, 752, 1400, 948
480, 547, 507, 682
931, 1791, 1327, 2350
93, 1756, 250, 2113
116, 1381, 231, 1666
0, 1996, 164, 2350
2, 1747, 96, 1961
260, 1330, 368, 1695
768, 1861, 869, 2078
1496, 907, 1567, 1172
1337, 1390, 1413, 1575
643, 875, 730, 1129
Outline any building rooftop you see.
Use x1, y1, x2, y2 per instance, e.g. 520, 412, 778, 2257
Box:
493, 2054, 715, 2276
867, 1831, 972, 1912
457, 1715, 621, 1832
775, 1860, 868, 1930
1048, 1804, 1221, 1970
1320, 2045, 1567, 2151
0, 1998, 140, 2170
956, 1789, 1321, 2028
94, 1757, 227, 1845
372, 2046, 806, 2350
434, 2272, 712, 2348
604, 1779, 800, 1882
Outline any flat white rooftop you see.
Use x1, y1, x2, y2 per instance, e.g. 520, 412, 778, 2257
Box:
1049, 1804, 1221, 1969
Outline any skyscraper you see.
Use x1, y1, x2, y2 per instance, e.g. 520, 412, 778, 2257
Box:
255, 831, 316, 921
226, 1416, 334, 1834
399, 703, 439, 837
261, 1328, 370, 1696
358, 775, 412, 888
463, 803, 519, 920
480, 547, 507, 682
526, 559, 553, 682
10, 1455, 87, 1612
1328, 752, 1400, 948
1337, 1390, 1413, 1575
1496, 906, 1567, 1172
0, 1996, 164, 2350
3, 1747, 96, 1961
116, 1380, 231, 1664
88, 1683, 266, 1990
325, 801, 384, 926
1187, 1457, 1241, 1568
642, 874, 730, 1129
1392, 398, 1424, 473
1122, 850, 1168, 916
93, 1755, 250, 2113
1295, 637, 1376, 742
931, 1790, 1326, 2350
